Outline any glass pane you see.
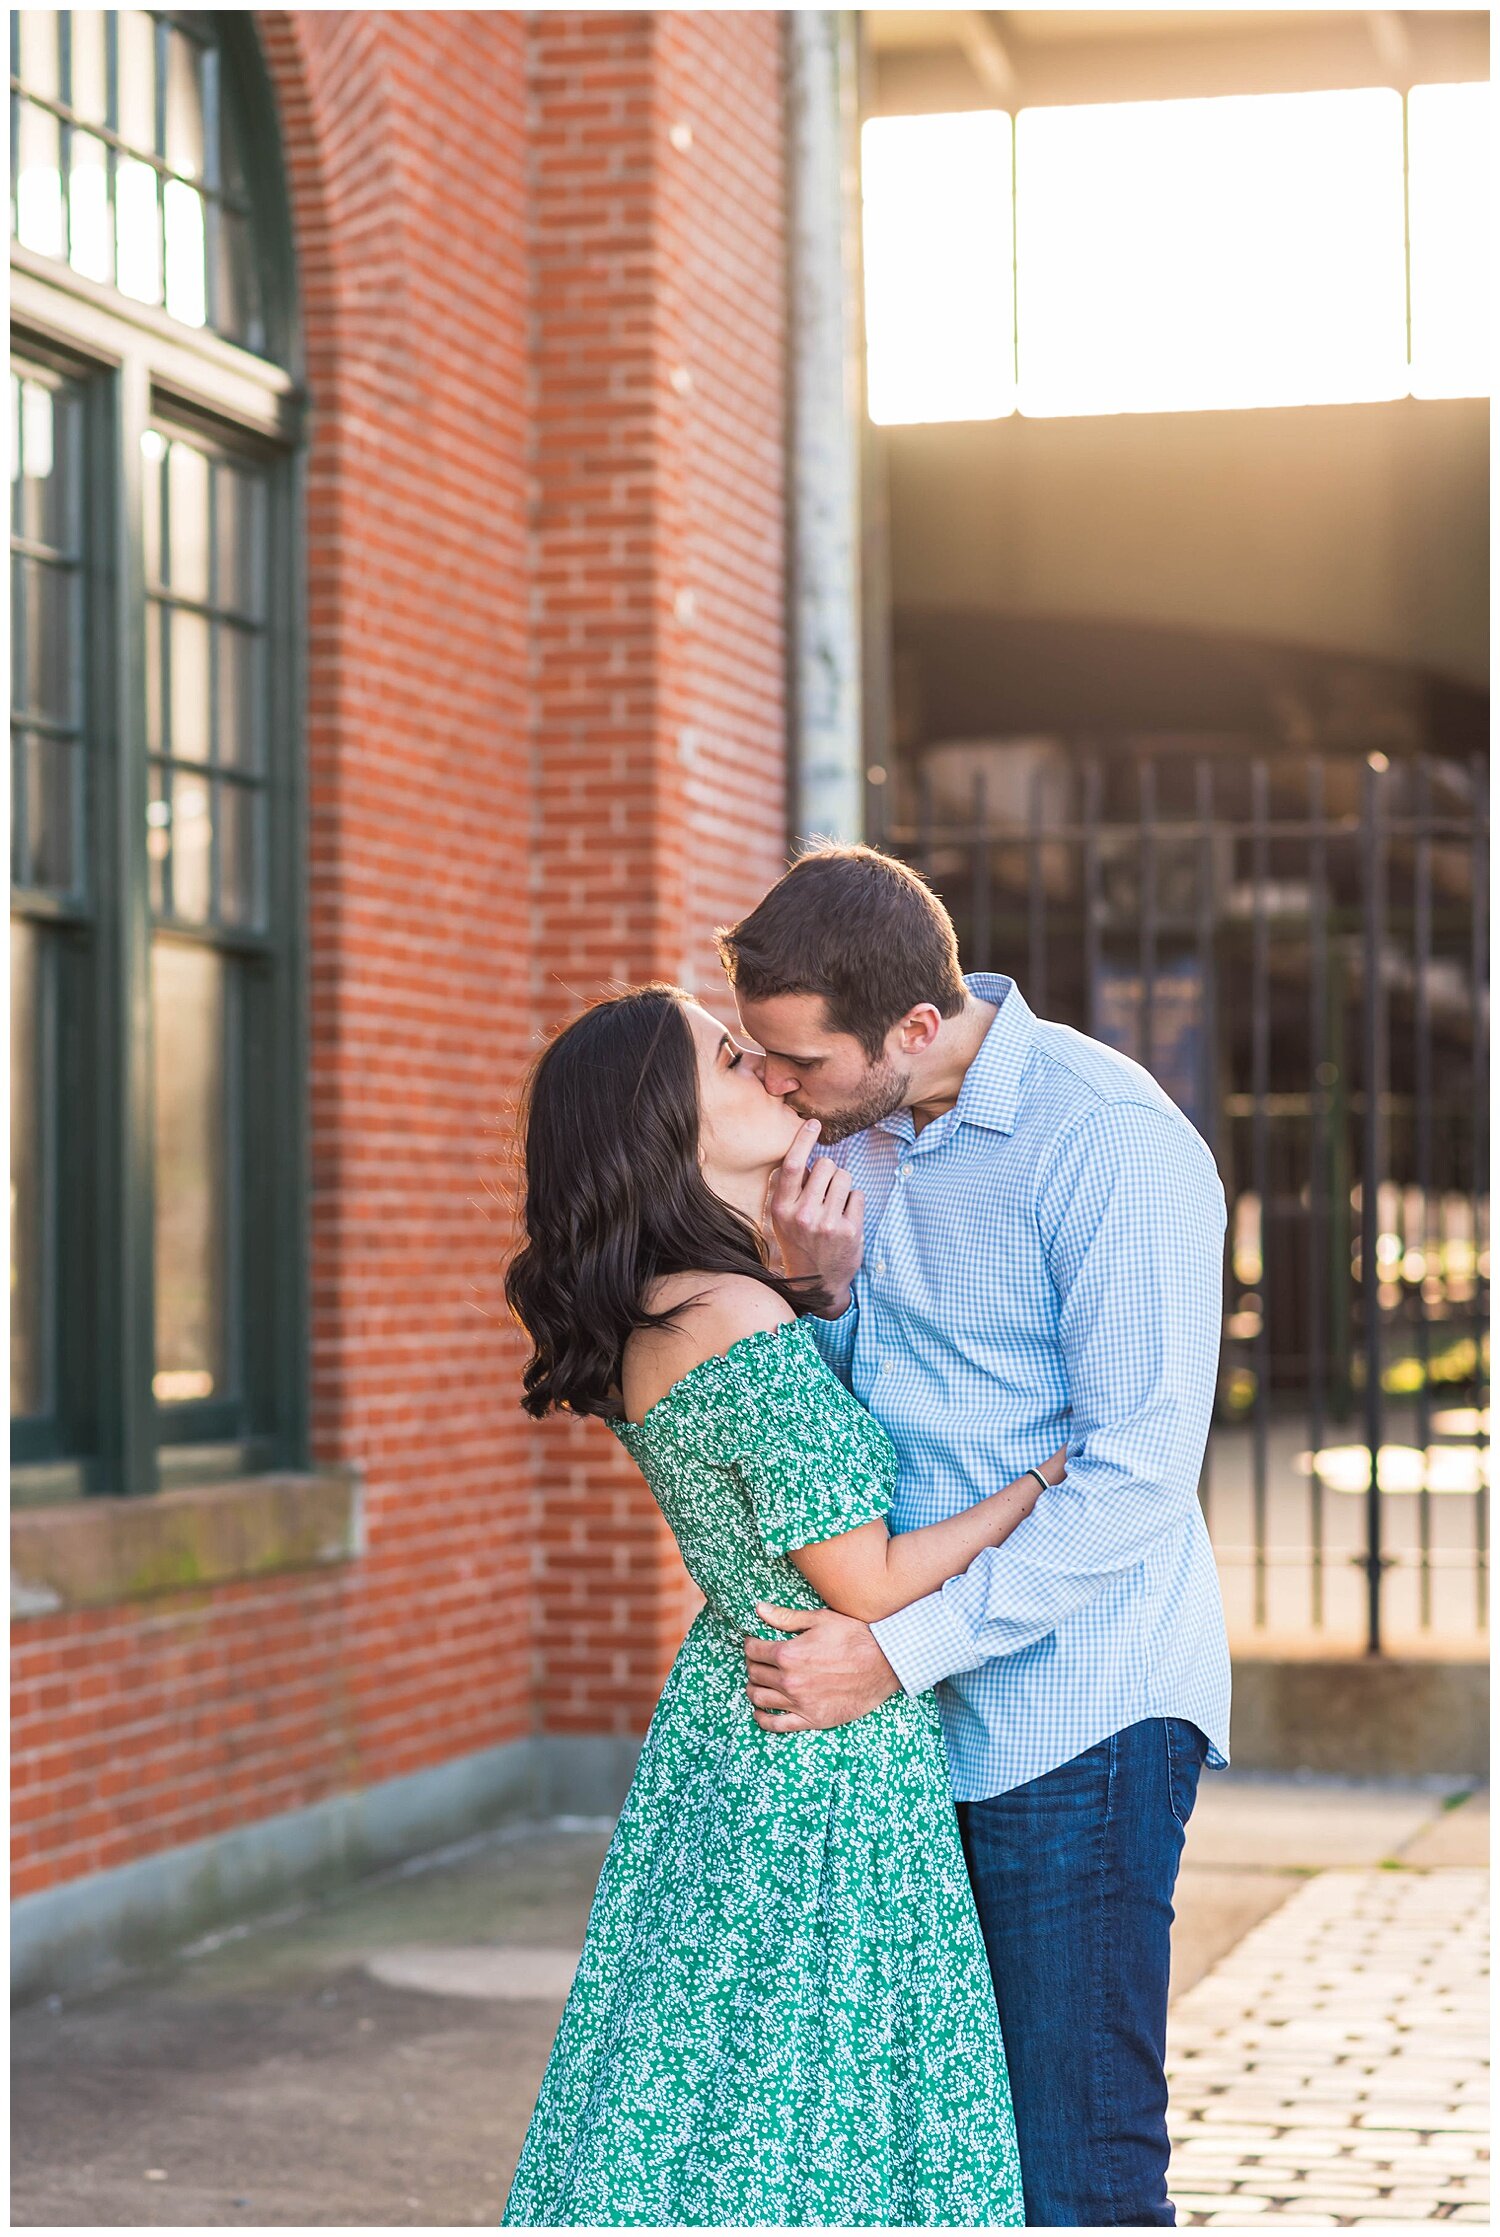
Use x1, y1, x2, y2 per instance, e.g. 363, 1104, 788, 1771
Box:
165, 438, 210, 602
17, 380, 69, 549
167, 606, 211, 761
214, 463, 265, 618
11, 366, 84, 903
168, 767, 212, 920
16, 11, 60, 103
67, 129, 113, 285
11, 723, 27, 886
10, 916, 47, 1418
151, 939, 229, 1403
19, 558, 76, 724
141, 428, 164, 588
115, 157, 162, 306
217, 780, 261, 929
1014, 88, 1408, 416
147, 760, 169, 915
15, 102, 65, 259
216, 623, 262, 770
1408, 82, 1490, 401
220, 81, 249, 201
20, 379, 55, 497
164, 27, 205, 180
26, 733, 77, 891
145, 598, 164, 748
163, 178, 206, 327
116, 11, 158, 154
69, 12, 110, 129
215, 206, 261, 349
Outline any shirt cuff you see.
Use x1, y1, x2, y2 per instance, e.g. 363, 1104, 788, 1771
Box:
803, 1287, 858, 1378
869, 1592, 983, 1699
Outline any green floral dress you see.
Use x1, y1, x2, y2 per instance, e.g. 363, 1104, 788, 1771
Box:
501, 1318, 1024, 2228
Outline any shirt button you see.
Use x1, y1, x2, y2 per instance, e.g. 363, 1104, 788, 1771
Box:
874, 1258, 887, 1276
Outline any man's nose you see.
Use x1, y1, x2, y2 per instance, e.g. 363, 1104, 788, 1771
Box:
761, 1058, 800, 1099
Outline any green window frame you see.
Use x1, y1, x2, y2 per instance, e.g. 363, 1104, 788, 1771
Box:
10, 10, 308, 1501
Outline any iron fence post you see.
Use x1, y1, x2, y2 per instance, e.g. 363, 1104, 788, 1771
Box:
1361, 754, 1387, 1657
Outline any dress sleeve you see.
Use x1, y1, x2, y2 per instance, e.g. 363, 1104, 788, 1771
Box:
730, 1322, 893, 1559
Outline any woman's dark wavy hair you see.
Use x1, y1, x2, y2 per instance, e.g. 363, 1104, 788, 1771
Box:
505, 984, 831, 1420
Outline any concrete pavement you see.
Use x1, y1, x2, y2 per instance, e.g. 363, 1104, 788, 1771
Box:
10, 1780, 1488, 2227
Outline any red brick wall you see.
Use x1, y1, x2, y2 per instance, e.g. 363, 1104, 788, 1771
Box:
11, 8, 789, 1899
257, 9, 536, 1785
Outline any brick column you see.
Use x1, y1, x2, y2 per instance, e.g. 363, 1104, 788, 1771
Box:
527, 12, 789, 1736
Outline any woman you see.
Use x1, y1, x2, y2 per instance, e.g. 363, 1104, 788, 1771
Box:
501, 984, 1065, 2228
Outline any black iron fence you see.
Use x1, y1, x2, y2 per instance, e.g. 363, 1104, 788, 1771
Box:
873, 746, 1489, 1654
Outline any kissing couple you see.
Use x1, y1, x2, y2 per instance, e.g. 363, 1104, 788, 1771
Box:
502, 842, 1231, 2228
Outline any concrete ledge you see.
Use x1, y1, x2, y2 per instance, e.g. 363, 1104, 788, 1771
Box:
11, 1468, 363, 1616
535, 1733, 643, 1818
1230, 1652, 1490, 1778
10, 1731, 645, 2005
12, 1735, 537, 2003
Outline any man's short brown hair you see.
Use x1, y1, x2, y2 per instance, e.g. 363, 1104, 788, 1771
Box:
716, 843, 967, 1059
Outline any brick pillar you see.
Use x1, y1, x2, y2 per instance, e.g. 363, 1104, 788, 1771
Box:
528, 11, 789, 1736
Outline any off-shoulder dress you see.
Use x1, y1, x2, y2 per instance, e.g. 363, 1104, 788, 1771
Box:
501, 1316, 1023, 2228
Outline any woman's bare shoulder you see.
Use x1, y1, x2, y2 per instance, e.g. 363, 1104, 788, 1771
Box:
623, 1274, 794, 1422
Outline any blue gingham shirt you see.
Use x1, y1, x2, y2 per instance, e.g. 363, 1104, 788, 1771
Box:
806, 974, 1232, 1801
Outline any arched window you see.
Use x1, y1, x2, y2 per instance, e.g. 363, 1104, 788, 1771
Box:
11, 12, 306, 1500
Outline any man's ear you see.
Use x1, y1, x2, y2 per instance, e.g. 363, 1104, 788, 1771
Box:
894, 1004, 943, 1056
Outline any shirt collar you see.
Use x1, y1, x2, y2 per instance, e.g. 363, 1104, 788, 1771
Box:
877, 973, 1034, 1144
946, 974, 1034, 1137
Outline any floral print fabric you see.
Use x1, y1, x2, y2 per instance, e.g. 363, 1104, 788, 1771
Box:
501, 1318, 1024, 2228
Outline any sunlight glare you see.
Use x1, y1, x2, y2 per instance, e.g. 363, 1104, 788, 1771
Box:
862, 111, 1015, 426
1408, 81, 1490, 400
1015, 89, 1409, 417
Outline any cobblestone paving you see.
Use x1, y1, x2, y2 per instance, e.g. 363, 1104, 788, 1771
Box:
1168, 1868, 1490, 2225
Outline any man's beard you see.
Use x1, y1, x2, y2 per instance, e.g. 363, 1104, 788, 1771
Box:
803, 1058, 912, 1144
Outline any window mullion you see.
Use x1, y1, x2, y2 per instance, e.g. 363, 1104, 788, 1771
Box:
271, 443, 310, 1472
36, 919, 61, 1421
103, 346, 159, 1498
11, 536, 30, 879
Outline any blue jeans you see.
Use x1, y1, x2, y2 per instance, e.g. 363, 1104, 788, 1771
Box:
957, 1716, 1210, 2228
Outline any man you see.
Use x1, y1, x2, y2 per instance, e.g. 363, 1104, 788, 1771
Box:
717, 842, 1231, 2229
